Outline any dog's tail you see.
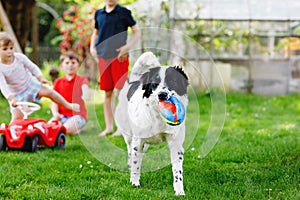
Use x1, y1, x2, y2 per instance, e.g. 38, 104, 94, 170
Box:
129, 52, 160, 82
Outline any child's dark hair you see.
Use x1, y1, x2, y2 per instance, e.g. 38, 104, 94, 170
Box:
60, 51, 79, 63
0, 32, 14, 46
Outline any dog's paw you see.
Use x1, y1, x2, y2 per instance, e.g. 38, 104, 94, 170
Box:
130, 176, 140, 187
130, 180, 140, 187
174, 183, 185, 196
174, 190, 185, 196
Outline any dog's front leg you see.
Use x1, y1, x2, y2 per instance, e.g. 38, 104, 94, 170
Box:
169, 144, 185, 196
123, 135, 132, 170
130, 137, 143, 187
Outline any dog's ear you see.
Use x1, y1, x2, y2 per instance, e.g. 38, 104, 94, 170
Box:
165, 66, 189, 96
127, 81, 140, 101
174, 66, 188, 81
141, 67, 161, 98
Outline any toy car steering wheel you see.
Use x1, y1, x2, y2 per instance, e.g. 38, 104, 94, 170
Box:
15, 102, 41, 119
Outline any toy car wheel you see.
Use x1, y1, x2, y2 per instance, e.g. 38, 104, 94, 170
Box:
55, 132, 66, 149
23, 135, 39, 152
31, 135, 39, 152
0, 135, 7, 151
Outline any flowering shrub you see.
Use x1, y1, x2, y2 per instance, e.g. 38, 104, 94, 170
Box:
55, 0, 137, 61
55, 4, 96, 61
53, 0, 137, 82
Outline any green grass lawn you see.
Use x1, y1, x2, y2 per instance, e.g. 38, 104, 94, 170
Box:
0, 92, 299, 199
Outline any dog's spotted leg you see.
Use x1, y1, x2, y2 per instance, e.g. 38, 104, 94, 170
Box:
170, 146, 185, 196
124, 135, 132, 170
126, 144, 132, 170
130, 137, 143, 187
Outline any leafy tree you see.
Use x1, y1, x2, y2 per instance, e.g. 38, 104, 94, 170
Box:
1, 0, 35, 52
36, 0, 72, 44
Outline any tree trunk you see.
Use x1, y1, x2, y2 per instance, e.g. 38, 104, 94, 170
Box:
1, 0, 35, 52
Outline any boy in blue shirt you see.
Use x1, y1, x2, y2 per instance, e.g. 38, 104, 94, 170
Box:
90, 0, 140, 137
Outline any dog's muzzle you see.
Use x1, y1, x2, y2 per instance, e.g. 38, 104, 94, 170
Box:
158, 91, 169, 100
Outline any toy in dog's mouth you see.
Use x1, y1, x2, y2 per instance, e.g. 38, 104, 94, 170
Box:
158, 95, 185, 126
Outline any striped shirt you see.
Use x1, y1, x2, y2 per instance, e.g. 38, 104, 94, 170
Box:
0, 53, 43, 99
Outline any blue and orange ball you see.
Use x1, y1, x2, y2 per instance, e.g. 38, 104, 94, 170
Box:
158, 96, 185, 126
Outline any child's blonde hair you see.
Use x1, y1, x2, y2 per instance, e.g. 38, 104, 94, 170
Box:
0, 32, 14, 46
60, 51, 80, 63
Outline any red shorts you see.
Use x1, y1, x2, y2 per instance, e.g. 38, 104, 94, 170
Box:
98, 57, 129, 91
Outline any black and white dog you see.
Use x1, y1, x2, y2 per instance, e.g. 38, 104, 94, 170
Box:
115, 52, 189, 195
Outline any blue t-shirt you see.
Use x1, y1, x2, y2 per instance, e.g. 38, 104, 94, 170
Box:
94, 4, 136, 59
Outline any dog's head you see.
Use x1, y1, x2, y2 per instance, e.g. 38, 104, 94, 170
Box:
140, 66, 189, 100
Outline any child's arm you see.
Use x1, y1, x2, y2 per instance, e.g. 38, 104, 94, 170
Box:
117, 25, 140, 62
51, 102, 61, 120
51, 78, 62, 119
90, 28, 99, 61
18, 53, 50, 85
37, 76, 50, 85
0, 72, 16, 106
18, 53, 43, 77
81, 84, 91, 100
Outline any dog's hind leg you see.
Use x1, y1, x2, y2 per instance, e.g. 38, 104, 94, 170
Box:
124, 135, 132, 170
142, 143, 149, 152
169, 143, 185, 196
130, 137, 143, 187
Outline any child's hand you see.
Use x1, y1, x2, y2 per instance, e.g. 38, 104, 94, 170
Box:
53, 113, 62, 120
81, 85, 91, 100
38, 76, 50, 85
90, 48, 98, 63
117, 45, 129, 62
9, 98, 18, 107
8, 96, 17, 107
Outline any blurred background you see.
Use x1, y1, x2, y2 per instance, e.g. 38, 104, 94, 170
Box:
1, 0, 300, 95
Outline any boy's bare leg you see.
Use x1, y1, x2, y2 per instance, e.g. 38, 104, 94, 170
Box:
38, 86, 80, 112
98, 90, 114, 137
112, 89, 122, 137
112, 129, 122, 136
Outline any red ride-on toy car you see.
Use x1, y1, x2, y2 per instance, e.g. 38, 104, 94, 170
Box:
0, 102, 66, 152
